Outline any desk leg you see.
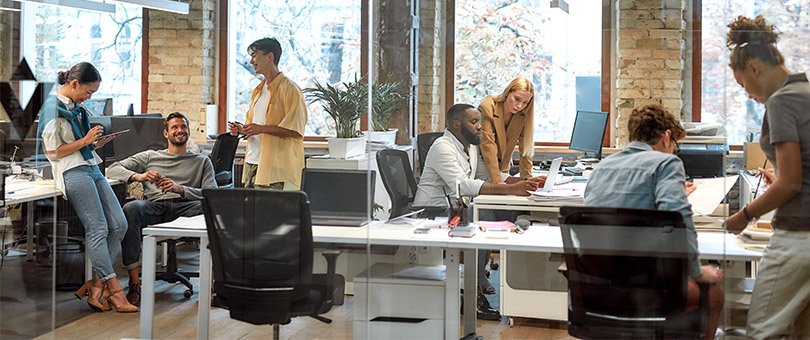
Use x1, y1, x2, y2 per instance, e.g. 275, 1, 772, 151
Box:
26, 201, 34, 261
463, 249, 477, 336
140, 235, 157, 339
445, 248, 460, 339
197, 236, 211, 340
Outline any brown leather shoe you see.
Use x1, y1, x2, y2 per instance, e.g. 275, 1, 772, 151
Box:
126, 282, 141, 307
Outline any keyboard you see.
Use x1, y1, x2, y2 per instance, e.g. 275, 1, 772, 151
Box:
561, 166, 583, 176
312, 215, 370, 227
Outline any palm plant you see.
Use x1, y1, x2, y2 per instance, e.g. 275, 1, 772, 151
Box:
304, 78, 365, 138
368, 81, 404, 132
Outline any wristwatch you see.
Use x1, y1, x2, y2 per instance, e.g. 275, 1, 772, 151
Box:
742, 205, 755, 222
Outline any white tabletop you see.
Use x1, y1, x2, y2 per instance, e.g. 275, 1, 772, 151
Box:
144, 217, 762, 261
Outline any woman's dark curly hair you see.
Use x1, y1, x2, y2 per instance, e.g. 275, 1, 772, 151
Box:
727, 15, 784, 70
628, 105, 684, 145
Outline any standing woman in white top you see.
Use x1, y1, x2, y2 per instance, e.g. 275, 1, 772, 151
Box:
39, 62, 137, 313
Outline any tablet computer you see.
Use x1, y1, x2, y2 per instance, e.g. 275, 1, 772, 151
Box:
96, 129, 130, 140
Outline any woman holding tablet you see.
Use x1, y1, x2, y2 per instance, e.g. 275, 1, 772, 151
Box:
39, 62, 137, 313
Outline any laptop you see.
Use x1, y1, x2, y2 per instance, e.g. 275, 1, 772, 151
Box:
540, 157, 563, 192
301, 169, 376, 227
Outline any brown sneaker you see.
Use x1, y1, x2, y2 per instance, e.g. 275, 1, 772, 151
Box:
126, 282, 141, 307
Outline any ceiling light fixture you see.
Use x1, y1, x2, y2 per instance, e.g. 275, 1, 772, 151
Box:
11, 0, 115, 14
111, 0, 187, 14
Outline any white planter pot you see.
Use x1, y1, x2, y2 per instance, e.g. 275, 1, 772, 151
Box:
365, 128, 398, 145
327, 136, 366, 159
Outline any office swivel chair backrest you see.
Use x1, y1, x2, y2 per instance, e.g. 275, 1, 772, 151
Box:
208, 132, 240, 187
376, 149, 417, 219
202, 189, 318, 325
417, 132, 443, 176
558, 206, 707, 339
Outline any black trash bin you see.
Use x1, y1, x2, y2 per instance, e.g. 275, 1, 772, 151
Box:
35, 221, 85, 290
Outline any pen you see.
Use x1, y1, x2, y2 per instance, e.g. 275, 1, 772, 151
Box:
753, 159, 768, 199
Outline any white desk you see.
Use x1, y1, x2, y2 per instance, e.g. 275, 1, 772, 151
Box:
138, 215, 760, 339
5, 178, 60, 261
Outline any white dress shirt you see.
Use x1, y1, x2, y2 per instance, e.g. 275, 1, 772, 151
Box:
413, 129, 485, 207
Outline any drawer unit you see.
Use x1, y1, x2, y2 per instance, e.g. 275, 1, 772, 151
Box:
353, 263, 445, 340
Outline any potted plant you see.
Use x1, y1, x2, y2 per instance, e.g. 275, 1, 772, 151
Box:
305, 78, 366, 159
365, 81, 404, 146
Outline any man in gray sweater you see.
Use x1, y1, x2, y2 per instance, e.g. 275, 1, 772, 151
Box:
106, 112, 217, 306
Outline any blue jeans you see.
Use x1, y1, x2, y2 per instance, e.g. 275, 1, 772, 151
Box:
120, 199, 203, 270
63, 165, 127, 281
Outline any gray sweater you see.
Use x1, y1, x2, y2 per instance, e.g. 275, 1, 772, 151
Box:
107, 149, 217, 201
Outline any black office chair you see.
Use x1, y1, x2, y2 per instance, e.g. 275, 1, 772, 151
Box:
558, 206, 710, 339
202, 189, 339, 340
416, 131, 443, 177
208, 132, 240, 187
376, 149, 418, 219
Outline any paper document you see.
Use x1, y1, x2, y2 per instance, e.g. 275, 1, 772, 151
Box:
688, 175, 738, 216
152, 214, 206, 230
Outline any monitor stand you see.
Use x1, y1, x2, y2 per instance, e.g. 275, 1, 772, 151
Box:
578, 152, 602, 163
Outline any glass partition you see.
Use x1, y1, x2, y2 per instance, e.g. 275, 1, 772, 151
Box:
4, 0, 793, 338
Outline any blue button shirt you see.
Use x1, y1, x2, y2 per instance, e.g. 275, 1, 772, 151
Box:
584, 141, 701, 278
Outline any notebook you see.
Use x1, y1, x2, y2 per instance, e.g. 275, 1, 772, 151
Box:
540, 157, 563, 192
301, 169, 376, 227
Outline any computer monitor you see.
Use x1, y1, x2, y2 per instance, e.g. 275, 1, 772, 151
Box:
301, 169, 375, 218
84, 98, 113, 116
110, 116, 167, 161
569, 110, 608, 160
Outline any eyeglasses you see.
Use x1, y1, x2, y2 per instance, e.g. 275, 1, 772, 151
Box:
673, 140, 681, 155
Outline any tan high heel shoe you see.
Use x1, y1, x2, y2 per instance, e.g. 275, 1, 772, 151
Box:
87, 279, 110, 312
74, 280, 93, 300
106, 288, 139, 313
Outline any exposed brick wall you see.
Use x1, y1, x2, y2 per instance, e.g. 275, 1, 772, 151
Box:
417, 0, 445, 133
0, 11, 12, 81
614, 0, 687, 147
146, 0, 216, 144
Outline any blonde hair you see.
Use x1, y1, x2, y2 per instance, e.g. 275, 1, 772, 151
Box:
494, 77, 535, 156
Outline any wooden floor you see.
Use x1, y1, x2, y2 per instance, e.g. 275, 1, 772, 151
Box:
33, 291, 572, 340
2, 242, 572, 340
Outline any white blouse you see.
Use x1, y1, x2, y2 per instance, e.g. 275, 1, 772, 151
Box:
41, 94, 101, 195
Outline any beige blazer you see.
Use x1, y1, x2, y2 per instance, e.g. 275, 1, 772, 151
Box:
477, 96, 533, 182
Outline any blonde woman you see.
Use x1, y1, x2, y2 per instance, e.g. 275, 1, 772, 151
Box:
477, 77, 535, 183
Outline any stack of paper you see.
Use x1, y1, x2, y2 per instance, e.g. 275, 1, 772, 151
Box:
366, 141, 393, 153
737, 224, 772, 251
528, 182, 585, 202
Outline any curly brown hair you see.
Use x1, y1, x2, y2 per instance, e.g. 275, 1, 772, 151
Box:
628, 105, 685, 145
727, 15, 784, 70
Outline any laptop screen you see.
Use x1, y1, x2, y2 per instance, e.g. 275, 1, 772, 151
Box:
541, 157, 563, 192
301, 169, 376, 217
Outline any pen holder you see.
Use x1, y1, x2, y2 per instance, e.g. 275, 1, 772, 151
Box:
448, 197, 468, 227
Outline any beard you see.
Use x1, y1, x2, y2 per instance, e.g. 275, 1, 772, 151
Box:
461, 126, 480, 145
169, 133, 188, 146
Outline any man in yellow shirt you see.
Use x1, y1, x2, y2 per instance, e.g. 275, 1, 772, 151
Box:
228, 38, 307, 190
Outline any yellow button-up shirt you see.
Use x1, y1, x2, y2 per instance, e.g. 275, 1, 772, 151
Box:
242, 72, 307, 187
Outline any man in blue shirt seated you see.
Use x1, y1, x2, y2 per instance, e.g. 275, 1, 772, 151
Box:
583, 104, 724, 340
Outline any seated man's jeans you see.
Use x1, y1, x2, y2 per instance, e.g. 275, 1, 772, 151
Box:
120, 199, 203, 270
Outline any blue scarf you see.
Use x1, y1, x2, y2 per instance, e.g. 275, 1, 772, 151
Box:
56, 101, 95, 161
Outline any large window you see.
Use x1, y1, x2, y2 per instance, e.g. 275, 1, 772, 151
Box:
227, 0, 361, 136
455, 0, 602, 143
702, 0, 810, 145
23, 3, 143, 115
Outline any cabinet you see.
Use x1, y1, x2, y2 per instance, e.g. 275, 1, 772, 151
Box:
353, 263, 445, 340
